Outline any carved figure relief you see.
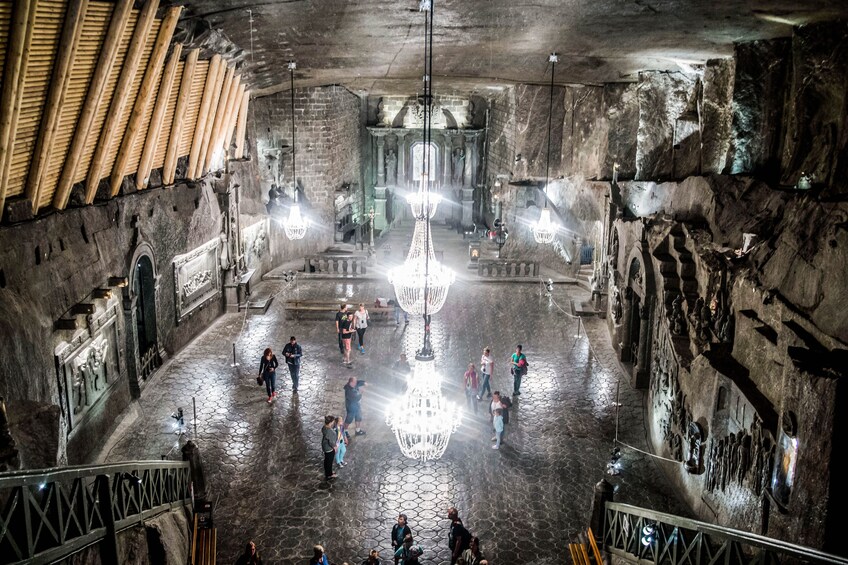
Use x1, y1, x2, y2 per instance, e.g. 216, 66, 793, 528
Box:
609, 231, 619, 274
612, 287, 623, 324
174, 238, 221, 322
386, 149, 398, 186
241, 220, 269, 269
452, 147, 465, 186
705, 415, 775, 497
183, 270, 213, 300
685, 422, 704, 474
670, 294, 686, 336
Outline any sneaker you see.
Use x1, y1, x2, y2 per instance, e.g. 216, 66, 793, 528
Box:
404, 319, 409, 325
396, 321, 400, 326
272, 391, 277, 398
327, 474, 337, 480
476, 395, 481, 401
513, 391, 521, 396
492, 445, 499, 450
339, 461, 347, 466
267, 397, 273, 403
355, 430, 367, 436
360, 347, 365, 354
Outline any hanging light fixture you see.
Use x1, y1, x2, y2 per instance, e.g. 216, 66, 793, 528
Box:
388, 0, 453, 315
386, 0, 460, 462
532, 53, 560, 245
284, 60, 307, 240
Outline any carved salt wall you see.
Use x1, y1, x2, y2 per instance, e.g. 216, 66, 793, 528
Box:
174, 238, 221, 323
241, 219, 270, 272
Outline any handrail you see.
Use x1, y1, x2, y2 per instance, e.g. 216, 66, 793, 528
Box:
604, 502, 848, 565
0, 460, 191, 565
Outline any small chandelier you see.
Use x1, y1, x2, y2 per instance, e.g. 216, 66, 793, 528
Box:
387, 219, 455, 315
406, 173, 442, 218
284, 60, 306, 240
532, 53, 560, 245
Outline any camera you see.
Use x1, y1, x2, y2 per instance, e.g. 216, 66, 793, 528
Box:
355, 379, 367, 388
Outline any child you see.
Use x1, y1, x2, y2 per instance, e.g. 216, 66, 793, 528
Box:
464, 363, 479, 414
334, 416, 348, 467
492, 408, 504, 450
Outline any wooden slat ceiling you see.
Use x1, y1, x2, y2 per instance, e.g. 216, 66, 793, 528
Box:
0, 0, 249, 218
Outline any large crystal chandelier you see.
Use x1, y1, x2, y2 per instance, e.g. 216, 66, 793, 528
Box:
284, 61, 306, 240
406, 173, 442, 218
532, 53, 560, 245
388, 0, 453, 315
386, 0, 460, 463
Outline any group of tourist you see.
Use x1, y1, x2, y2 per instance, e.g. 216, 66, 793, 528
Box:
321, 376, 367, 479
236, 507, 489, 565
257, 336, 303, 403
335, 303, 372, 366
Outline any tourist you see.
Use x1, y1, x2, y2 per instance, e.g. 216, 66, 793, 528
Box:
335, 304, 349, 356
393, 534, 423, 564
510, 344, 528, 396
258, 348, 279, 403
354, 303, 370, 354
391, 513, 412, 554
492, 409, 504, 450
334, 416, 348, 467
478, 347, 493, 400
393, 299, 409, 326
361, 549, 382, 565
461, 537, 485, 565
310, 544, 336, 565
392, 353, 412, 394
447, 507, 471, 565
489, 391, 507, 443
321, 415, 337, 480
282, 336, 303, 393
340, 313, 355, 366
344, 377, 367, 436
464, 363, 479, 414
235, 540, 262, 565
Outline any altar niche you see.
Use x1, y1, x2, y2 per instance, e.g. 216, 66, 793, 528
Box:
124, 243, 164, 397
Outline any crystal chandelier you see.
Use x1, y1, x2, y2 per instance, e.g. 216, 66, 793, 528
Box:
406, 173, 442, 218
387, 219, 455, 315
532, 53, 560, 245
284, 60, 306, 240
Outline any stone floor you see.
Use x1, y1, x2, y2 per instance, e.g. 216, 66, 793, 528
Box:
104, 222, 690, 565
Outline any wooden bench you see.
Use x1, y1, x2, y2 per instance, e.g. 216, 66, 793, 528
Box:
284, 300, 394, 320
588, 527, 604, 565
569, 528, 604, 565
191, 513, 216, 565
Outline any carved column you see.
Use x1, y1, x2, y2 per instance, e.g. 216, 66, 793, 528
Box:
375, 134, 386, 187
634, 299, 652, 389
464, 135, 474, 188
619, 287, 634, 362
442, 134, 453, 187
396, 131, 407, 188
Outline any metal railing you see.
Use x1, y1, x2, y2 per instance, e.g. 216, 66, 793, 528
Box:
603, 502, 848, 565
0, 461, 191, 565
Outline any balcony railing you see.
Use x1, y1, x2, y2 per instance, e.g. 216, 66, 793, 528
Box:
603, 502, 848, 565
0, 461, 191, 565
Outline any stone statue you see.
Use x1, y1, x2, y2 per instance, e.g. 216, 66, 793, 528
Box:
386, 149, 398, 186
465, 100, 475, 127
719, 314, 734, 344
376, 97, 387, 126
685, 422, 703, 473
609, 233, 619, 274
219, 230, 231, 271
452, 147, 465, 185
612, 287, 623, 324
671, 294, 686, 336
671, 433, 683, 462
71, 370, 86, 415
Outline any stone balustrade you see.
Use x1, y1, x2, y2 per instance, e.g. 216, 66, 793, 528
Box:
305, 255, 368, 276
477, 259, 538, 278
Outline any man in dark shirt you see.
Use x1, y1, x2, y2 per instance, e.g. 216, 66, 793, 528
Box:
281, 336, 302, 393
334, 304, 348, 356
344, 377, 367, 436
447, 507, 471, 564
392, 352, 412, 394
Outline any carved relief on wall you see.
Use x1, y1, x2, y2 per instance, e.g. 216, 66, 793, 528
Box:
404, 97, 446, 129
56, 308, 121, 431
242, 219, 269, 269
174, 238, 221, 322
650, 325, 693, 464
705, 416, 775, 496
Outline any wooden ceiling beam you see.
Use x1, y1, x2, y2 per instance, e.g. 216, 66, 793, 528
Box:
163, 48, 198, 185
204, 73, 240, 172
196, 65, 231, 178
187, 54, 222, 180
110, 5, 182, 197
53, 0, 135, 210
137, 43, 182, 189
223, 82, 246, 160
234, 90, 249, 160
84, 0, 159, 204
0, 0, 39, 215
25, 0, 89, 215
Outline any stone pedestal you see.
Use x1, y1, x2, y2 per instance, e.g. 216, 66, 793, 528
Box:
373, 186, 388, 231
375, 136, 386, 187
461, 187, 474, 228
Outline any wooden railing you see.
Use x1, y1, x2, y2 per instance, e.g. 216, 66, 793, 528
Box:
477, 259, 538, 278
304, 255, 368, 276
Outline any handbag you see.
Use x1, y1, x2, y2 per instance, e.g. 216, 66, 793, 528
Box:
256, 375, 264, 386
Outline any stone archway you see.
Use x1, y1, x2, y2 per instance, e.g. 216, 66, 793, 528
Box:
124, 242, 163, 397
619, 244, 656, 389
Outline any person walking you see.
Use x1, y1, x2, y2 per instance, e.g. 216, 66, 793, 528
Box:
447, 507, 471, 565
478, 347, 493, 400
391, 514, 412, 554
461, 537, 485, 565
354, 303, 370, 354
340, 313, 355, 366
361, 549, 382, 565
492, 409, 504, 450
235, 541, 262, 565
282, 336, 303, 393
510, 344, 528, 396
463, 363, 479, 414
322, 415, 337, 480
344, 377, 367, 436
335, 304, 349, 357
258, 348, 279, 403
334, 416, 348, 467
392, 299, 409, 326
310, 544, 336, 565
392, 353, 412, 394
489, 391, 506, 443
393, 534, 423, 565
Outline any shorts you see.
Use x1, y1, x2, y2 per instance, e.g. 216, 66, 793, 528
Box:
345, 405, 362, 424
343, 337, 352, 351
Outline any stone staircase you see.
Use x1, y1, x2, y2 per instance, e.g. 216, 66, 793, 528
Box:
653, 225, 698, 315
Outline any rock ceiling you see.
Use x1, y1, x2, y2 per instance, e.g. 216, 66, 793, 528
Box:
173, 0, 848, 95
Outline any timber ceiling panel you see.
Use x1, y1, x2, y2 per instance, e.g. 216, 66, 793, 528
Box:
0, 2, 11, 88
73, 9, 138, 184
179, 59, 207, 157
6, 0, 64, 200
124, 41, 164, 175
152, 59, 183, 169
40, 1, 112, 208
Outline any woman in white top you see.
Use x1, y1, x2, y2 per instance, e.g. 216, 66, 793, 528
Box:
354, 303, 370, 354
478, 347, 494, 399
